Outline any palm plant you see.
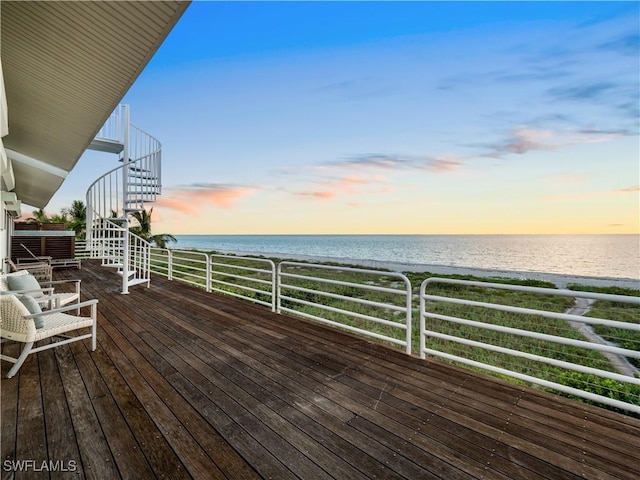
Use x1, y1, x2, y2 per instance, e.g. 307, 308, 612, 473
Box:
65, 200, 87, 239
49, 212, 69, 224
28, 208, 50, 223
130, 208, 176, 248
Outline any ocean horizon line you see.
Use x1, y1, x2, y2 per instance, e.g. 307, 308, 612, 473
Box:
174, 233, 639, 237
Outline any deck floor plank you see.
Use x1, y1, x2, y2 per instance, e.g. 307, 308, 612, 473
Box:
81, 336, 193, 480
38, 347, 85, 480
68, 340, 157, 480
1, 343, 20, 479
1, 261, 639, 480
14, 347, 48, 480
53, 343, 120, 480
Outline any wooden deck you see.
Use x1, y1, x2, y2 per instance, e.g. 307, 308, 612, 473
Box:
2, 260, 639, 479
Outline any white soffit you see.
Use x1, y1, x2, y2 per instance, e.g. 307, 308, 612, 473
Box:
1, 0, 190, 207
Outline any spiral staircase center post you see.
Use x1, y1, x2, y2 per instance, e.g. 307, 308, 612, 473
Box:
121, 105, 130, 294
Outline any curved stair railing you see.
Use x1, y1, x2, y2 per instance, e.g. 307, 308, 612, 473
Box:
86, 105, 161, 293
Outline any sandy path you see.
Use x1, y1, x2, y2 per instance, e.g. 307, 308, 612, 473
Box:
566, 297, 638, 377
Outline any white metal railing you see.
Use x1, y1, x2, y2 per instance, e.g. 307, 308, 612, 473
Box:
210, 253, 276, 310
75, 240, 90, 258
278, 262, 412, 353
420, 277, 640, 413
152, 248, 208, 289
149, 249, 276, 310
94, 104, 125, 143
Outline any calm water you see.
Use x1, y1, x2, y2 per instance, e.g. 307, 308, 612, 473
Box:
172, 234, 640, 280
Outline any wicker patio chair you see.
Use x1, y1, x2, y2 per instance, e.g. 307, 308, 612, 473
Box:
5, 257, 52, 283
1, 270, 81, 309
0, 295, 98, 378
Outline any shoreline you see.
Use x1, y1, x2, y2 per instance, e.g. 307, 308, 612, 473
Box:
190, 247, 640, 290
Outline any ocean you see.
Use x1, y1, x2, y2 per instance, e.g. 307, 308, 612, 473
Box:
171, 234, 640, 281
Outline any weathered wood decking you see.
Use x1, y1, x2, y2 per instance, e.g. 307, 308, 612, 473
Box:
2, 260, 639, 479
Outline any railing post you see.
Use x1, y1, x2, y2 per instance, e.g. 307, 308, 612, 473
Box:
271, 260, 276, 312
404, 277, 412, 355
276, 262, 282, 314
419, 280, 428, 359
120, 105, 130, 294
168, 249, 173, 281
206, 254, 211, 293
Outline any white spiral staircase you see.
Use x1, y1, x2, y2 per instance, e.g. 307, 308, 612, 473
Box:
86, 105, 161, 293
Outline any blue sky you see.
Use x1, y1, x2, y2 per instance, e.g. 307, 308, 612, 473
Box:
50, 1, 639, 234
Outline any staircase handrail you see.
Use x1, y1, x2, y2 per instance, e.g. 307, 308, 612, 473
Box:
85, 105, 161, 293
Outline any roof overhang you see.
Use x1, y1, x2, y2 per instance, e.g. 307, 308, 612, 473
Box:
1, 0, 190, 208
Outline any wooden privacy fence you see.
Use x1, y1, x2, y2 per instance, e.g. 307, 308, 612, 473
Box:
11, 222, 76, 261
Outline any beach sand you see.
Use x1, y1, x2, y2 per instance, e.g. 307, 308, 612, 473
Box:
258, 252, 640, 290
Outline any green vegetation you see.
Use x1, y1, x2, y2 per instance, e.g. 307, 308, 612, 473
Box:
146, 249, 640, 415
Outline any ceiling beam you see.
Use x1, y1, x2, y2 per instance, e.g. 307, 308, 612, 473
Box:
5, 148, 68, 179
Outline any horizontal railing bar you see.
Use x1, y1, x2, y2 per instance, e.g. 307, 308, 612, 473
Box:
424, 330, 640, 385
281, 283, 407, 312
211, 270, 272, 286
210, 278, 272, 296
422, 349, 640, 414
424, 277, 640, 304
280, 295, 407, 330
279, 307, 407, 346
422, 311, 640, 358
423, 294, 640, 331
211, 287, 272, 307
209, 261, 273, 274
280, 271, 406, 295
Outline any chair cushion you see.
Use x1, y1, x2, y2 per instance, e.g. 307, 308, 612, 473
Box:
15, 294, 45, 329
7, 274, 44, 298
1, 270, 29, 291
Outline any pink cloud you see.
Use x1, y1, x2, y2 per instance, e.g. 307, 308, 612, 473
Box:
616, 185, 640, 193
498, 128, 557, 155
155, 183, 257, 214
488, 127, 624, 158
295, 191, 337, 199
426, 159, 462, 172
294, 175, 392, 201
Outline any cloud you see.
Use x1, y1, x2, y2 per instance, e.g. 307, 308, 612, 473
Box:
481, 127, 626, 158
295, 191, 337, 199
324, 153, 463, 173
616, 185, 640, 193
155, 183, 257, 214
547, 82, 617, 102
324, 154, 411, 170
484, 128, 557, 156
425, 159, 463, 172
598, 33, 640, 57
293, 175, 393, 201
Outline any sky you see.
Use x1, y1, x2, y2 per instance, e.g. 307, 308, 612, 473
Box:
46, 1, 639, 235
